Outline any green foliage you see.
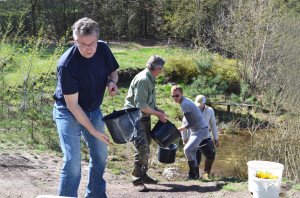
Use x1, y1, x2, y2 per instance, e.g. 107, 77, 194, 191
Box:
210, 54, 240, 88
162, 56, 199, 84
222, 183, 247, 192
293, 184, 300, 190
185, 74, 228, 99
163, 0, 228, 46
111, 168, 121, 175
229, 80, 255, 104
222, 184, 239, 192
195, 49, 214, 73
194, 53, 241, 94
0, 18, 66, 153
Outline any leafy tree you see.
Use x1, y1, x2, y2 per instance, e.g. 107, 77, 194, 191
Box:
42, 0, 77, 42
163, 0, 231, 47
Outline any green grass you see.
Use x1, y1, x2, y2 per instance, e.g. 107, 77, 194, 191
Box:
222, 183, 247, 192
113, 47, 195, 69
111, 168, 121, 175
293, 184, 300, 190
222, 183, 240, 192
3, 42, 198, 88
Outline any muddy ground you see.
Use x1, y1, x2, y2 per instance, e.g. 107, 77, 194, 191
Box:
0, 149, 299, 198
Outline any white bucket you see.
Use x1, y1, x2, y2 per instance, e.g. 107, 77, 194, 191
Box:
252, 177, 281, 198
247, 161, 284, 198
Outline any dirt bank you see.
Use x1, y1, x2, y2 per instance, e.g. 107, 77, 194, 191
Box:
0, 150, 299, 198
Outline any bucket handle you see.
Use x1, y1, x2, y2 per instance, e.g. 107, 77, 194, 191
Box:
109, 91, 126, 111
198, 138, 213, 148
263, 179, 279, 192
109, 92, 139, 138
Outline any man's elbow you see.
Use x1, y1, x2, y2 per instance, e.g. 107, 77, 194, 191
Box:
65, 101, 79, 111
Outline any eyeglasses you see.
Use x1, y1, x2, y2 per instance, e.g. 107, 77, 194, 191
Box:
171, 94, 180, 98
77, 41, 98, 49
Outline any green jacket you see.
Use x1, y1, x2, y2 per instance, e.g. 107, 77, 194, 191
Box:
124, 69, 156, 118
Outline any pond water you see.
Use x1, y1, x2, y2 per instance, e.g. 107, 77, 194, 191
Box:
213, 131, 252, 175
160, 131, 252, 180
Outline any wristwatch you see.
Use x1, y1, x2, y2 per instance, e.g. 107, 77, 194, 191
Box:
108, 79, 115, 84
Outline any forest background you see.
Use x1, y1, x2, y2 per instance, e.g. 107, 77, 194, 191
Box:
0, 0, 299, 191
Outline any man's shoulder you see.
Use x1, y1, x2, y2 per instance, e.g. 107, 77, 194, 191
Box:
135, 69, 149, 81
182, 97, 193, 104
181, 97, 193, 108
97, 40, 114, 55
205, 105, 214, 112
58, 45, 76, 68
97, 40, 109, 49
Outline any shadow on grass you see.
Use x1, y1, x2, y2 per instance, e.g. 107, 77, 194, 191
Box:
146, 177, 247, 193
148, 183, 221, 193
215, 176, 247, 183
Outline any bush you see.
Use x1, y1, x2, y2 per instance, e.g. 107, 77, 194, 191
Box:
185, 74, 228, 100
195, 48, 214, 73
229, 80, 256, 104
160, 57, 199, 84
200, 54, 241, 94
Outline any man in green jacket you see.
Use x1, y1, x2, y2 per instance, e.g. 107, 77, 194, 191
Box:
124, 55, 167, 192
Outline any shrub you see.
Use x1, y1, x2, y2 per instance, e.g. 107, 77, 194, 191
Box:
229, 80, 256, 104
195, 48, 214, 73
211, 55, 240, 82
160, 57, 199, 84
201, 54, 241, 94
185, 74, 228, 100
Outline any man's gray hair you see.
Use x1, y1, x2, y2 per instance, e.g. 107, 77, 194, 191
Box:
73, 17, 99, 41
146, 55, 165, 70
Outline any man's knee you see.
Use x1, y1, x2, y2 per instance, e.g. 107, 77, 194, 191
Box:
137, 144, 150, 154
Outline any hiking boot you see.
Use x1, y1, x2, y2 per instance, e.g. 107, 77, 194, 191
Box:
141, 174, 158, 184
133, 178, 143, 186
135, 183, 149, 192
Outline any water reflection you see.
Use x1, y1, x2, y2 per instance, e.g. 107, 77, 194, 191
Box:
213, 131, 251, 176
161, 131, 251, 180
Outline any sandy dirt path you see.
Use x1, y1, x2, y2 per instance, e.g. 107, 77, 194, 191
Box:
0, 151, 299, 198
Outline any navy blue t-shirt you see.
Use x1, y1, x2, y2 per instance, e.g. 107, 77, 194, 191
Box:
54, 40, 119, 111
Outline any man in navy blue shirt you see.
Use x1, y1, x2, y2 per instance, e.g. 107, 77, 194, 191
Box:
53, 17, 118, 198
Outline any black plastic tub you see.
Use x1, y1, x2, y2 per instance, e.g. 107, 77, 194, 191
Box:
102, 108, 141, 144
150, 120, 181, 148
158, 144, 178, 164
198, 138, 215, 156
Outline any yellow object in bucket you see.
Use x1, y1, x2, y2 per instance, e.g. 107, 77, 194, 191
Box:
256, 171, 278, 179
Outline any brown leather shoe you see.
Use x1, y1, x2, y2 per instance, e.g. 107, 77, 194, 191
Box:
141, 174, 158, 184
